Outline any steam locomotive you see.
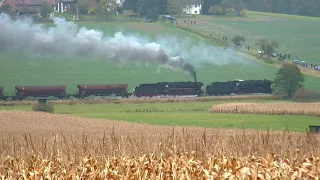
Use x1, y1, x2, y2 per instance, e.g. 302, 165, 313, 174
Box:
0, 79, 273, 100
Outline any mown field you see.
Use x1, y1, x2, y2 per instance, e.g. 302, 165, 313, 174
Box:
1, 16, 320, 95
178, 11, 320, 64
1, 99, 319, 132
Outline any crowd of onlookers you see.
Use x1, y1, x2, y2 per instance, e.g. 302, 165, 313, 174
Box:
293, 60, 320, 71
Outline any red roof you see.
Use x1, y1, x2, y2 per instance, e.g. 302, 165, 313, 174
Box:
15, 85, 67, 91
77, 84, 128, 90
15, 0, 55, 6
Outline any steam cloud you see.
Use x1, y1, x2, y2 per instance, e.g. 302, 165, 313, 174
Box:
0, 13, 262, 81
0, 13, 198, 81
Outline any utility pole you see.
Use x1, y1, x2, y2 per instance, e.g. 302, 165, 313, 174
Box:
76, 0, 79, 20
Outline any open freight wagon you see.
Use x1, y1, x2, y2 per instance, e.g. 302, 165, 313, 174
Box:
76, 84, 128, 97
14, 85, 67, 99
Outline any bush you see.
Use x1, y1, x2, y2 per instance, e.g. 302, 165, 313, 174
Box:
292, 88, 320, 102
225, 8, 236, 16
240, 9, 247, 16
231, 35, 246, 47
32, 103, 54, 113
208, 5, 224, 15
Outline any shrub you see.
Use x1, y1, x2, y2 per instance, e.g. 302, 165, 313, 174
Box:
32, 103, 54, 113
208, 5, 224, 15
225, 8, 236, 16
293, 88, 320, 102
240, 9, 247, 16
231, 35, 246, 47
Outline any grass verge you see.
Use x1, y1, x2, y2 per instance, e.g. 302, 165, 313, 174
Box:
1, 100, 318, 132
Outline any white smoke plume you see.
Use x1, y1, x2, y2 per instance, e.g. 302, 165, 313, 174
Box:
0, 13, 200, 81
0, 13, 259, 81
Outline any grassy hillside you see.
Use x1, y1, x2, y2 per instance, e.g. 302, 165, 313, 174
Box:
0, 19, 320, 95
178, 11, 320, 64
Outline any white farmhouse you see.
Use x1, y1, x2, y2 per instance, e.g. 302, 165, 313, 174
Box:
114, 0, 124, 6
54, 0, 77, 13
183, 0, 201, 15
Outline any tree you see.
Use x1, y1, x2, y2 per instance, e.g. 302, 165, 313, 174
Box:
78, 0, 90, 14
0, 3, 13, 15
167, 3, 182, 15
231, 35, 245, 47
97, 0, 117, 18
122, 0, 139, 12
138, 0, 167, 17
273, 63, 305, 97
208, 5, 224, 15
167, 0, 183, 16
40, 1, 52, 19
256, 38, 279, 58
202, 0, 223, 14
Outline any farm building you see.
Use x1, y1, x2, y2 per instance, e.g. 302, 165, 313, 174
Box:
14, 0, 77, 16
182, 0, 201, 15
114, 0, 124, 6
54, 0, 77, 13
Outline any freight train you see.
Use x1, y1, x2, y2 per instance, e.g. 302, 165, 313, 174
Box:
0, 79, 273, 100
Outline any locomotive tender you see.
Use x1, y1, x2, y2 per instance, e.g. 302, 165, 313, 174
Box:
0, 79, 273, 100
134, 82, 204, 97
206, 79, 273, 96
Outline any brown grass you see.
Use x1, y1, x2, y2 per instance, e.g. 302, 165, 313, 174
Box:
0, 94, 279, 106
211, 102, 320, 116
0, 110, 319, 179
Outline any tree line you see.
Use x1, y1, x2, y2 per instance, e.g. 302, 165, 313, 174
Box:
202, 0, 320, 17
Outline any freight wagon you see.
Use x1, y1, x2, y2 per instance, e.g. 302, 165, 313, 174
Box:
14, 85, 67, 99
76, 84, 128, 97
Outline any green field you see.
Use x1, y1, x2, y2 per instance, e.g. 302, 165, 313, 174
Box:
179, 11, 320, 64
1, 17, 320, 95
1, 100, 319, 132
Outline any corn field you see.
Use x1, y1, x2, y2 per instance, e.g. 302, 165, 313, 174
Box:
0, 110, 320, 179
211, 102, 320, 116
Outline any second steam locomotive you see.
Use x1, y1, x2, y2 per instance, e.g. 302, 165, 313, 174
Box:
0, 79, 273, 100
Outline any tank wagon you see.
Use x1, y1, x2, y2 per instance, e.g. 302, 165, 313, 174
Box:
134, 81, 204, 97
0, 79, 273, 100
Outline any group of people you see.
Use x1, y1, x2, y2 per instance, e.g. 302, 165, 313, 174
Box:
293, 60, 320, 71
277, 53, 291, 60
